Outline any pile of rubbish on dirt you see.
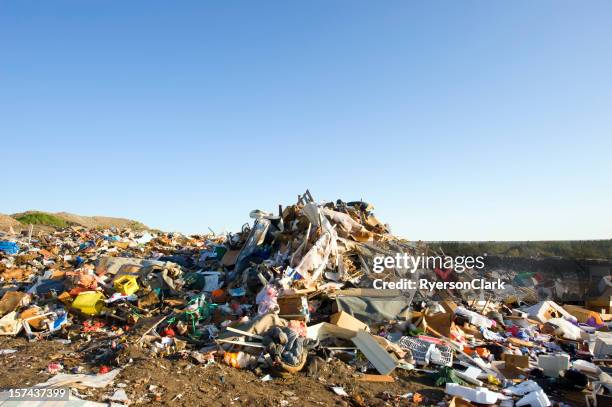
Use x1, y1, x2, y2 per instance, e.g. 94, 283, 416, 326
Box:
1, 191, 611, 406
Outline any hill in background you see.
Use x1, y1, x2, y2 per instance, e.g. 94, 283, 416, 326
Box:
1, 211, 147, 232
0, 214, 22, 231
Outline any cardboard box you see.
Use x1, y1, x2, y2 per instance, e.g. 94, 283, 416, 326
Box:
503, 353, 529, 369
0, 291, 30, 316
424, 312, 453, 337
278, 295, 310, 322
449, 396, 474, 407
525, 301, 573, 323
19, 307, 45, 330
330, 311, 369, 332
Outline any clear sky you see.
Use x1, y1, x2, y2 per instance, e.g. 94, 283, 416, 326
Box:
1, 1, 611, 241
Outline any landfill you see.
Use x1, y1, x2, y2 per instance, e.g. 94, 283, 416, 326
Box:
0, 191, 610, 406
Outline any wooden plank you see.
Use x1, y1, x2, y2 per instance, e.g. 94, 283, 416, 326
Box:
226, 327, 264, 340
358, 374, 395, 383
216, 339, 265, 348
306, 322, 357, 341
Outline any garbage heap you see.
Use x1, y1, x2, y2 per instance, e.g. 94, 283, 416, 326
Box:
0, 193, 611, 406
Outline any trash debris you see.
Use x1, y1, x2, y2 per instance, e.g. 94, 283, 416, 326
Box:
516, 389, 551, 407
109, 388, 129, 403
445, 383, 502, 404
454, 366, 483, 386
0, 192, 610, 406
71, 291, 106, 316
433, 366, 466, 386
538, 353, 570, 378
352, 331, 398, 375
0, 241, 19, 255
398, 336, 453, 366
34, 369, 121, 388
357, 374, 395, 383
223, 351, 254, 369
47, 362, 63, 374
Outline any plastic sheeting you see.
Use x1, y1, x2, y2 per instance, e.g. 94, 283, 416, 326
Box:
335, 294, 411, 325
0, 241, 19, 255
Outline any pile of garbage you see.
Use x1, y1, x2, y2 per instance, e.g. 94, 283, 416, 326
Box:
0, 191, 611, 406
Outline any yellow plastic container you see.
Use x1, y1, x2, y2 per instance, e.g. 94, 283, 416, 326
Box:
72, 291, 106, 315
114, 275, 139, 296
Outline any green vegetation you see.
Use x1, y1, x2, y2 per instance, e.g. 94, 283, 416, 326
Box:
16, 212, 69, 228
434, 240, 612, 260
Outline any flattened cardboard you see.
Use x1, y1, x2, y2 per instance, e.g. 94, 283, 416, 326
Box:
330, 311, 369, 332
503, 353, 529, 369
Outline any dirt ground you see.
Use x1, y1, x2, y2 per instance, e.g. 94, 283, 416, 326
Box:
0, 337, 592, 407
0, 336, 447, 406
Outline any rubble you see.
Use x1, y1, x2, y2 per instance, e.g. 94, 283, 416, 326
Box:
0, 192, 610, 405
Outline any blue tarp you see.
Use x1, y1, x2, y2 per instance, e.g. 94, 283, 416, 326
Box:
0, 241, 19, 255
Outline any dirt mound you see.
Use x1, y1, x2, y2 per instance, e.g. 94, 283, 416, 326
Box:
0, 214, 21, 232
3, 211, 148, 231
54, 212, 146, 230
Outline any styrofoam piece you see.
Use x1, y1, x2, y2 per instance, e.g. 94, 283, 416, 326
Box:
445, 383, 501, 404
546, 318, 585, 341
503, 380, 542, 396
538, 354, 570, 378
455, 366, 484, 386
524, 301, 574, 323
516, 389, 551, 407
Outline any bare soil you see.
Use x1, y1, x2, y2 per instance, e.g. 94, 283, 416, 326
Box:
0, 336, 445, 406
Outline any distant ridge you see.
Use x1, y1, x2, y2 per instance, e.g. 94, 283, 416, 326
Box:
1, 210, 148, 232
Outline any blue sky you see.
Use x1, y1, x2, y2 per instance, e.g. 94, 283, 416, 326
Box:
1, 1, 611, 240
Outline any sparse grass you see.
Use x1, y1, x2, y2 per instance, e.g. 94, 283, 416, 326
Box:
16, 212, 68, 228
